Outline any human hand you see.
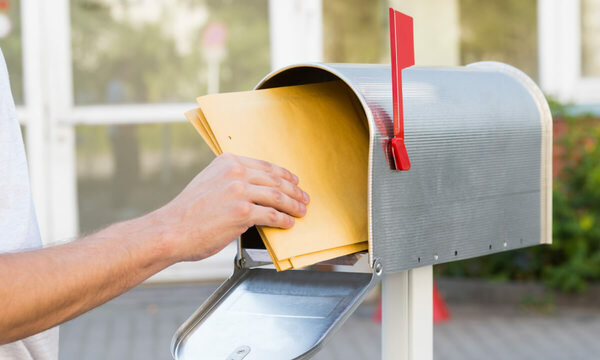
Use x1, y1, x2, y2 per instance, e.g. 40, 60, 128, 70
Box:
152, 153, 310, 262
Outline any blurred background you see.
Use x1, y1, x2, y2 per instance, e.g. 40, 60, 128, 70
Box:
2, 0, 600, 359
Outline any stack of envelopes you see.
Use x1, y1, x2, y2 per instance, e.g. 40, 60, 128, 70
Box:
185, 80, 369, 271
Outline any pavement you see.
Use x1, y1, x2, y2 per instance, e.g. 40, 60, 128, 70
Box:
58, 282, 600, 360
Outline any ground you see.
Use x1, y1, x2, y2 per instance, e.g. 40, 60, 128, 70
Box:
58, 282, 600, 360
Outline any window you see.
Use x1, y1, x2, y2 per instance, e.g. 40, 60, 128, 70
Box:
70, 0, 270, 232
76, 123, 214, 233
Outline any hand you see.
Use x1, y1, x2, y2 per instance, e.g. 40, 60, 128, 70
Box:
152, 153, 310, 262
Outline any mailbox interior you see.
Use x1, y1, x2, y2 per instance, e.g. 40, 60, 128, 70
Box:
240, 66, 369, 268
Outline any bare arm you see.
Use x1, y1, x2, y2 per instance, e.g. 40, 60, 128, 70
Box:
0, 153, 309, 344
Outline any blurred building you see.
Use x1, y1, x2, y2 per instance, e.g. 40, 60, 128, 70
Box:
1, 0, 599, 281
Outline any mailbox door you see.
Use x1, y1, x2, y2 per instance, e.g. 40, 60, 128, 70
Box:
171, 268, 378, 360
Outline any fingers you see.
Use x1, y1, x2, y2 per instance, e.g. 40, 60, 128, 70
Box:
235, 155, 299, 185
245, 168, 310, 205
246, 184, 307, 218
217, 153, 310, 230
249, 204, 295, 229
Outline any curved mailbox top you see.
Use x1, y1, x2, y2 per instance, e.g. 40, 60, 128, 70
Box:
256, 62, 552, 274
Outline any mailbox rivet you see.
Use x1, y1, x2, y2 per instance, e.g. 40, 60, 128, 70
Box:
375, 262, 383, 274
227, 346, 251, 359
503, 241, 508, 248
434, 254, 439, 261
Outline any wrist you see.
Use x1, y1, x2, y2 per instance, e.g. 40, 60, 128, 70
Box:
141, 207, 182, 266
106, 208, 181, 271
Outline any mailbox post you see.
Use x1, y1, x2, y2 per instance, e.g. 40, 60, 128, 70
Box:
383, 267, 433, 360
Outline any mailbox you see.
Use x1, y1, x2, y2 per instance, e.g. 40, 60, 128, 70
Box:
171, 61, 552, 360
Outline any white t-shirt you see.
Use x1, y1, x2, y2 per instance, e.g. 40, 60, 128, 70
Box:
0, 49, 59, 359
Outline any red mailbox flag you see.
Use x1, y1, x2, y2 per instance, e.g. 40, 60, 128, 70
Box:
389, 8, 414, 171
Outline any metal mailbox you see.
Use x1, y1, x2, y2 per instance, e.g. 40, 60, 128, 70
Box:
171, 61, 552, 360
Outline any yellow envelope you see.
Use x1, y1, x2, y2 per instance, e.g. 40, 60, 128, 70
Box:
187, 81, 369, 270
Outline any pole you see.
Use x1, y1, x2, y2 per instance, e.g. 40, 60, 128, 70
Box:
382, 265, 433, 360
268, 0, 323, 71
207, 59, 220, 94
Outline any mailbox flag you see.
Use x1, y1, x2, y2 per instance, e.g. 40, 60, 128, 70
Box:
389, 8, 414, 171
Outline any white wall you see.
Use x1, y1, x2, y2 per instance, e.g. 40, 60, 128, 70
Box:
390, 0, 460, 66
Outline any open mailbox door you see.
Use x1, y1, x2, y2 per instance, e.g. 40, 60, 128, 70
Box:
171, 263, 381, 360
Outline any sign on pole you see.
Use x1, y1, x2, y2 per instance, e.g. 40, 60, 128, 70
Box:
202, 21, 228, 94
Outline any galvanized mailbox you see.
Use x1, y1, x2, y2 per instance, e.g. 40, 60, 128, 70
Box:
256, 61, 552, 273
171, 61, 552, 360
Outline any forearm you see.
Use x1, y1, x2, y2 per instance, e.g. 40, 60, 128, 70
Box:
0, 210, 175, 344
0, 153, 309, 345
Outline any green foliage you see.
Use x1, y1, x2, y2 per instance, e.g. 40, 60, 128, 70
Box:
543, 114, 600, 292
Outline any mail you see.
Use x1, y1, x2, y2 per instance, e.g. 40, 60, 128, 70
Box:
186, 80, 369, 270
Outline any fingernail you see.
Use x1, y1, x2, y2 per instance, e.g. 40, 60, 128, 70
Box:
292, 174, 299, 183
288, 216, 295, 226
302, 192, 310, 204
299, 203, 306, 214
